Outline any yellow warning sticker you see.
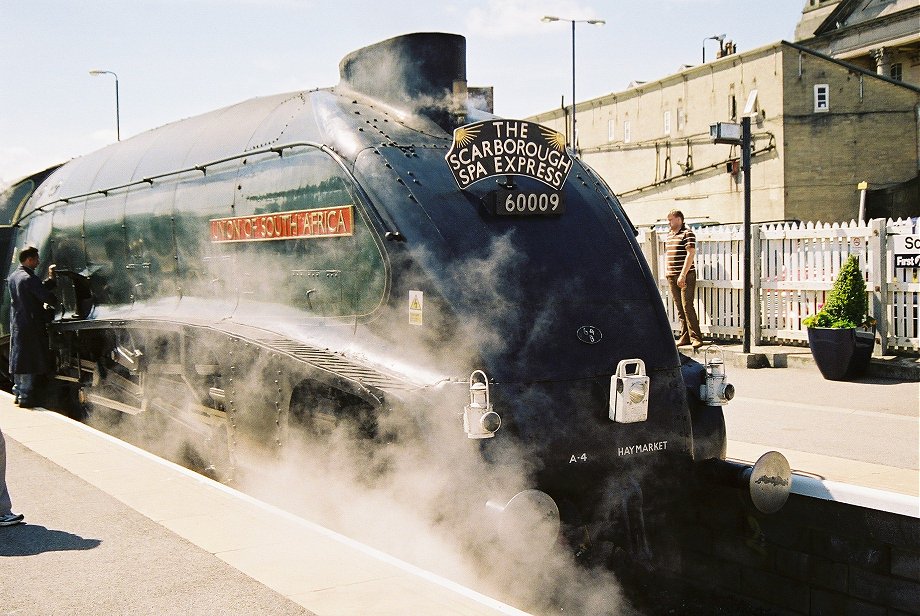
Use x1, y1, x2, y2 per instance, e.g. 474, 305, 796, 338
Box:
409, 290, 424, 326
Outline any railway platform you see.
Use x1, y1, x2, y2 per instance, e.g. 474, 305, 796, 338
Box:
0, 394, 529, 616
703, 341, 919, 509
1, 352, 916, 614
687, 339, 920, 381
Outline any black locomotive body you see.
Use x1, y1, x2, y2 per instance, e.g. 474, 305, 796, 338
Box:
0, 33, 746, 558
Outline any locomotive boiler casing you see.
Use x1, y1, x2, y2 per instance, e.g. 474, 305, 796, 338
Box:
1, 32, 729, 551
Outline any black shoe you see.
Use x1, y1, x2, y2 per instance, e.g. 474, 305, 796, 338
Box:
0, 512, 24, 526
18, 400, 34, 409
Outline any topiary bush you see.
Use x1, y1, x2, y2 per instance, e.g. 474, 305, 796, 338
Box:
803, 255, 869, 329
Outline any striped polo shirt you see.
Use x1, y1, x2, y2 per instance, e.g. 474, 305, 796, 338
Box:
665, 226, 696, 277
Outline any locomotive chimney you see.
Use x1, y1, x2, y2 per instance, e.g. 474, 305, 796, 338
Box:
338, 32, 468, 133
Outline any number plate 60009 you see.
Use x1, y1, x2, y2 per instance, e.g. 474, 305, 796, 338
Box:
491, 189, 565, 217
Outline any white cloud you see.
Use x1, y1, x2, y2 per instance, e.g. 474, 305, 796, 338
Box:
0, 146, 42, 184
464, 0, 602, 38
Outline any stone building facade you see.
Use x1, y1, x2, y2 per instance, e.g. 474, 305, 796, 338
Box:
795, 0, 920, 87
527, 41, 920, 226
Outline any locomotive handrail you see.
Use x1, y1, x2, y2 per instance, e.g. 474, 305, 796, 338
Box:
13, 141, 405, 241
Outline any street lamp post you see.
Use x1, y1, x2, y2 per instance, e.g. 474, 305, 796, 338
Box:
702, 34, 726, 64
710, 120, 752, 353
741, 115, 752, 354
541, 16, 605, 151
89, 69, 120, 141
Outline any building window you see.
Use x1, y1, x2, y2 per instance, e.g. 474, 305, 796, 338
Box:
729, 94, 737, 120
814, 84, 829, 112
663, 111, 671, 135
890, 63, 902, 81
623, 120, 631, 143
677, 108, 685, 132
608, 119, 615, 142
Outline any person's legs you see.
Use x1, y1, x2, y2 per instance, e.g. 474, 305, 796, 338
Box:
681, 271, 703, 345
667, 275, 690, 344
0, 424, 13, 516
16, 374, 35, 407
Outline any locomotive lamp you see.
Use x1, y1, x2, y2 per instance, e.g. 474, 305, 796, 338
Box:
464, 370, 501, 438
609, 359, 649, 423
699, 347, 735, 406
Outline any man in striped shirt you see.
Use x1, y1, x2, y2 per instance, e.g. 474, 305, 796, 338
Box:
665, 209, 703, 348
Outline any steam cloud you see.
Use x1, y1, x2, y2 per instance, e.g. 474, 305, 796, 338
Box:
84, 233, 630, 615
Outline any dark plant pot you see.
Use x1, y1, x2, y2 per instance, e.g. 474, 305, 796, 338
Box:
807, 327, 874, 381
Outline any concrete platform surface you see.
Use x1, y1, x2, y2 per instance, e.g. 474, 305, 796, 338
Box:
0, 396, 530, 616
720, 356, 918, 490
688, 339, 920, 381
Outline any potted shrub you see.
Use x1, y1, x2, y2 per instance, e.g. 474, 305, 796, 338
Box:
803, 255, 875, 380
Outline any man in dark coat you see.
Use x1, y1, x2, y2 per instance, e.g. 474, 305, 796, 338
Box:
8, 246, 58, 408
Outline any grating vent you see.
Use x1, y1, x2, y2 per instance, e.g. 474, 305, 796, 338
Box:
251, 335, 415, 391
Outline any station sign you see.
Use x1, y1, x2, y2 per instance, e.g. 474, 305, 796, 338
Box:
445, 120, 572, 190
892, 234, 920, 268
209, 205, 353, 243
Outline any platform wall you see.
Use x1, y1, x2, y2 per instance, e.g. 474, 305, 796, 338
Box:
675, 485, 920, 615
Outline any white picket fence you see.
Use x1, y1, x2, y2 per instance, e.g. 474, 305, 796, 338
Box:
638, 218, 920, 354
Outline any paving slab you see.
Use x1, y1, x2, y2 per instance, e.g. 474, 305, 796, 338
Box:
0, 397, 531, 616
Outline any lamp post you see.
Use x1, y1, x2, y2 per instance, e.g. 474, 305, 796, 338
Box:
710, 120, 752, 353
702, 34, 726, 63
541, 16, 605, 151
89, 69, 120, 141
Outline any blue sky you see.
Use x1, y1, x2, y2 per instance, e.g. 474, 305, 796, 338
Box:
0, 0, 804, 184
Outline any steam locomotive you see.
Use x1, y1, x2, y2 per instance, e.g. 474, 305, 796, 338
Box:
0, 33, 787, 560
